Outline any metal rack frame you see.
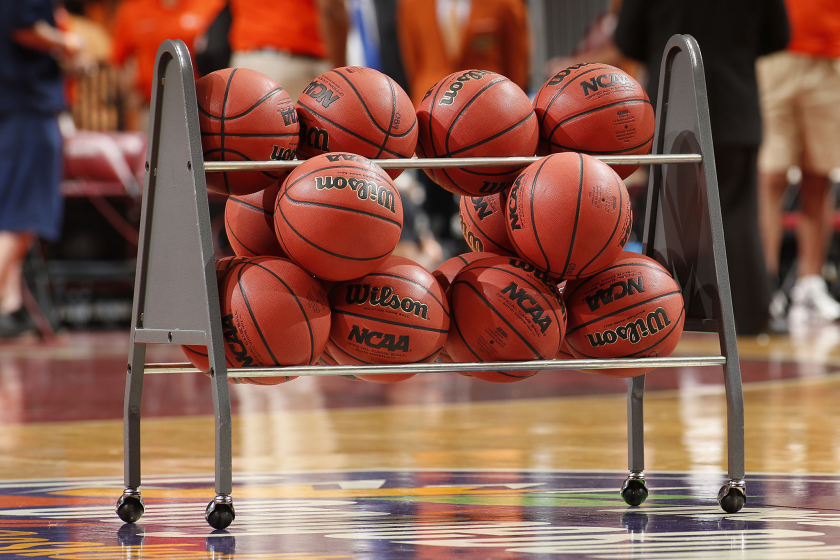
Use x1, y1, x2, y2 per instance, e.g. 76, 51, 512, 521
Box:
115, 35, 746, 530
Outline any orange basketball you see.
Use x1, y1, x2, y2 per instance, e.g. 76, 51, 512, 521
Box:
564, 252, 685, 377
446, 256, 566, 383
274, 153, 403, 281
459, 192, 516, 256
218, 257, 331, 384
225, 182, 287, 258
295, 66, 417, 178
506, 153, 632, 280
329, 255, 450, 382
534, 63, 654, 179
416, 70, 538, 196
196, 68, 298, 195
432, 252, 499, 294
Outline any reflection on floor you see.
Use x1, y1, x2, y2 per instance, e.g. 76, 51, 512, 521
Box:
0, 326, 840, 558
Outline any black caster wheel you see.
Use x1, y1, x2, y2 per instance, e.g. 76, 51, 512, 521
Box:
116, 493, 144, 523
718, 484, 746, 513
206, 499, 235, 530
621, 478, 648, 507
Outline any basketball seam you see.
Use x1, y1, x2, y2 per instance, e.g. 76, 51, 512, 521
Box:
201, 87, 288, 121
300, 104, 415, 155
452, 280, 544, 358
450, 312, 484, 362
576, 170, 625, 277
220, 69, 236, 195
444, 76, 510, 154
566, 306, 685, 359
374, 78, 398, 159
444, 112, 536, 158
330, 69, 414, 139
332, 308, 449, 333
538, 65, 609, 131
528, 156, 553, 271
361, 271, 450, 316
249, 260, 318, 365
229, 196, 271, 215
565, 289, 683, 335
462, 197, 510, 254
553, 98, 652, 128
547, 136, 654, 155
328, 336, 377, 364
425, 74, 454, 158
236, 265, 282, 366
275, 204, 396, 262
225, 212, 259, 256
282, 191, 403, 228
560, 154, 584, 277
564, 262, 671, 302
460, 264, 563, 327
201, 131, 299, 138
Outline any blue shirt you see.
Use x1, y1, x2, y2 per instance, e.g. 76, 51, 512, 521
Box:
0, 0, 66, 115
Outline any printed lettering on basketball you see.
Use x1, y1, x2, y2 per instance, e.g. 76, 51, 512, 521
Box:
580, 72, 633, 96
325, 153, 372, 164
471, 197, 492, 220
314, 176, 396, 213
344, 284, 429, 320
221, 313, 255, 367
300, 121, 330, 151
479, 180, 513, 193
508, 259, 561, 299
439, 70, 492, 105
303, 81, 341, 108
508, 179, 522, 230
585, 276, 644, 311
585, 306, 672, 347
279, 106, 298, 126
348, 324, 410, 352
547, 63, 594, 87
500, 282, 553, 333
459, 214, 484, 252
270, 145, 294, 161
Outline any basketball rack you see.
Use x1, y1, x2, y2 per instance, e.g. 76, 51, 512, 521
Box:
116, 35, 746, 530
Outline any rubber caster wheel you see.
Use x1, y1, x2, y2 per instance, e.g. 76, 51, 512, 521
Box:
116, 494, 144, 523
206, 500, 235, 530
718, 484, 746, 513
621, 478, 648, 506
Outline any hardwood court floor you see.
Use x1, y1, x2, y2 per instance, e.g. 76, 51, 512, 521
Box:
1, 327, 840, 558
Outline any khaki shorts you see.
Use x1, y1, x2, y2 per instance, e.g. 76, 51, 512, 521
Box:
757, 51, 840, 175
230, 50, 331, 104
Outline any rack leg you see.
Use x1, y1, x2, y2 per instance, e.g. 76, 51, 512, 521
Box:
621, 374, 648, 506
207, 364, 235, 529
718, 358, 747, 513
117, 343, 146, 523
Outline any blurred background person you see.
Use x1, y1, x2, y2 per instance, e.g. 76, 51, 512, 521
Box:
757, 0, 840, 327
0, 0, 86, 337
613, 0, 789, 336
397, 0, 531, 257
110, 0, 224, 130
228, 0, 348, 102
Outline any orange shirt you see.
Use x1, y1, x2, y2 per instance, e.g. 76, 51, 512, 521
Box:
111, 0, 224, 102
228, 0, 326, 59
786, 0, 840, 58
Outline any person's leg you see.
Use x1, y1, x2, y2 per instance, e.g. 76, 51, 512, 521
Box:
796, 171, 833, 277
0, 231, 34, 314
758, 171, 789, 277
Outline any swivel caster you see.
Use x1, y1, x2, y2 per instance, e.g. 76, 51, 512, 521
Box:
116, 489, 144, 523
718, 481, 747, 513
206, 495, 235, 530
621, 474, 648, 507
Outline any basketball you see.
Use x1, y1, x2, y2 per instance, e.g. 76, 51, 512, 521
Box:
218, 257, 331, 384
446, 256, 566, 383
459, 192, 516, 256
295, 66, 417, 178
196, 68, 299, 196
225, 182, 287, 258
416, 70, 539, 196
329, 255, 450, 382
274, 153, 403, 281
534, 63, 655, 179
506, 153, 632, 280
564, 252, 685, 377
432, 251, 499, 294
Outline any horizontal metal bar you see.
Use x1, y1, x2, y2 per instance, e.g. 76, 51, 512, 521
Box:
132, 329, 207, 345
144, 355, 725, 377
202, 154, 702, 172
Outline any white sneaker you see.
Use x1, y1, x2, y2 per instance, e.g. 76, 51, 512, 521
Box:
768, 289, 788, 322
788, 275, 840, 325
